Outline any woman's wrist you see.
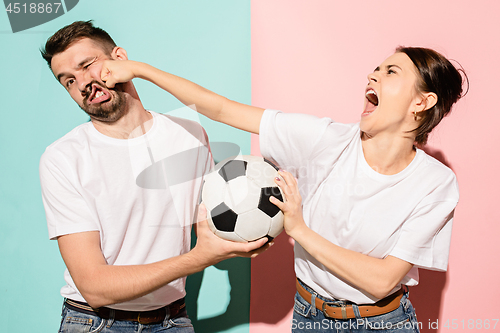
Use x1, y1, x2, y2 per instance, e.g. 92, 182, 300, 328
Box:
133, 61, 156, 81
286, 217, 309, 242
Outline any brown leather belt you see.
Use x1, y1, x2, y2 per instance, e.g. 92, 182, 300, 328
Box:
296, 279, 405, 320
65, 298, 186, 325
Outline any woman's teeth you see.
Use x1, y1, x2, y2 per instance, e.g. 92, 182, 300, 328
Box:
366, 90, 379, 106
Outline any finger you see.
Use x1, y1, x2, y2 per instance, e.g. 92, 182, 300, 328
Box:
277, 170, 289, 186
100, 65, 116, 88
250, 241, 274, 258
219, 236, 268, 255
197, 203, 207, 222
274, 175, 294, 200
242, 237, 269, 252
193, 218, 208, 234
194, 220, 205, 233
101, 69, 109, 82
278, 173, 300, 199
100, 62, 112, 80
278, 170, 297, 186
274, 175, 284, 188
274, 174, 292, 195
236, 239, 274, 258
269, 195, 284, 209
105, 77, 116, 89
193, 220, 199, 235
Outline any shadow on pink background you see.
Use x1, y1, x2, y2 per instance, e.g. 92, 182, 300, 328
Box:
249, 1, 500, 332
250, 234, 295, 324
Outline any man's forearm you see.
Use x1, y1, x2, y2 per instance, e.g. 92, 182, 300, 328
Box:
58, 219, 269, 309
84, 252, 207, 308
58, 230, 208, 308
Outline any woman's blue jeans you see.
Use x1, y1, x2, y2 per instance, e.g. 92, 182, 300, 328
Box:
292, 280, 421, 333
58, 303, 195, 333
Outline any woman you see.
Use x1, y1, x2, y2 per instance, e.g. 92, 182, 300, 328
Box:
101, 46, 466, 332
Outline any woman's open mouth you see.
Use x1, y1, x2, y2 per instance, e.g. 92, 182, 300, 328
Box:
362, 88, 378, 116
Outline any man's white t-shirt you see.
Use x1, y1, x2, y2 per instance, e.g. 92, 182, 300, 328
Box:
40, 111, 212, 311
259, 110, 458, 304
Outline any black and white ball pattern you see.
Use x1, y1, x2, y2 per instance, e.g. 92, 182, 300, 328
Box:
201, 155, 284, 242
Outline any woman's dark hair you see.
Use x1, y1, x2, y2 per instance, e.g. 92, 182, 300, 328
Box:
41, 20, 116, 69
397, 46, 468, 145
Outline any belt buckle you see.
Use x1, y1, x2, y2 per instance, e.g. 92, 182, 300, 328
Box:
322, 301, 348, 320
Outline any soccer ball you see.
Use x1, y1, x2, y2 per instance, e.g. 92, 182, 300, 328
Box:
201, 155, 284, 242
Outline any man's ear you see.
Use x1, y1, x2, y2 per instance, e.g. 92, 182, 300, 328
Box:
110, 46, 128, 60
416, 92, 438, 112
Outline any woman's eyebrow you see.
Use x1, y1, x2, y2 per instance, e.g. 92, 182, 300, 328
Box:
387, 64, 402, 71
373, 64, 403, 72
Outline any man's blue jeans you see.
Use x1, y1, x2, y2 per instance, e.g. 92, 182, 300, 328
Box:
291, 280, 421, 333
58, 303, 195, 333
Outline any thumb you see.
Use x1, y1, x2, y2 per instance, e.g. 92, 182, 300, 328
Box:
197, 203, 207, 222
101, 66, 115, 88
103, 75, 116, 88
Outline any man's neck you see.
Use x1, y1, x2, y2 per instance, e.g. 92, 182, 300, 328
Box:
91, 101, 153, 139
91, 83, 154, 139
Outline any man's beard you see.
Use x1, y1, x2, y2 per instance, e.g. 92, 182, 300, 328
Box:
81, 80, 127, 122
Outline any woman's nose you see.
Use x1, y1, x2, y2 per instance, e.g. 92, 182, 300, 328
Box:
367, 72, 378, 83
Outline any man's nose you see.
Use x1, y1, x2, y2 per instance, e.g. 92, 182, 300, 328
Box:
76, 72, 93, 94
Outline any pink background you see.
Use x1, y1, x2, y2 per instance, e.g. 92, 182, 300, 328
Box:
249, 1, 500, 332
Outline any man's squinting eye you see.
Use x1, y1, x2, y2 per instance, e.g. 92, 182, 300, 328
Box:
388, 69, 396, 74
66, 78, 75, 88
84, 58, 97, 69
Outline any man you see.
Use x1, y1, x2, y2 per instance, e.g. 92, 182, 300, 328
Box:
39, 21, 269, 332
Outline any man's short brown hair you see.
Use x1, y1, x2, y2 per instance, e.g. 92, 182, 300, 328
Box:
41, 20, 116, 69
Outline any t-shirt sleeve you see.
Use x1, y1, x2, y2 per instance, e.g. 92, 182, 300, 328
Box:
389, 172, 459, 272
40, 151, 99, 240
259, 110, 355, 176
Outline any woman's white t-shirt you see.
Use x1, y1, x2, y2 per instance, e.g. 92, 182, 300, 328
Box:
259, 110, 459, 304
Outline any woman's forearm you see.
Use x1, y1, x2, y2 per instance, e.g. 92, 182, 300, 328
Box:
134, 62, 264, 133
291, 224, 413, 300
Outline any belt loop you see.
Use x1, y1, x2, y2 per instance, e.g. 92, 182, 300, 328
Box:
352, 303, 362, 320
403, 284, 409, 297
310, 293, 317, 316
162, 303, 171, 327
106, 309, 115, 328
341, 304, 347, 320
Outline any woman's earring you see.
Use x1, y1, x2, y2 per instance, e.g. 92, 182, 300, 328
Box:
414, 110, 418, 121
